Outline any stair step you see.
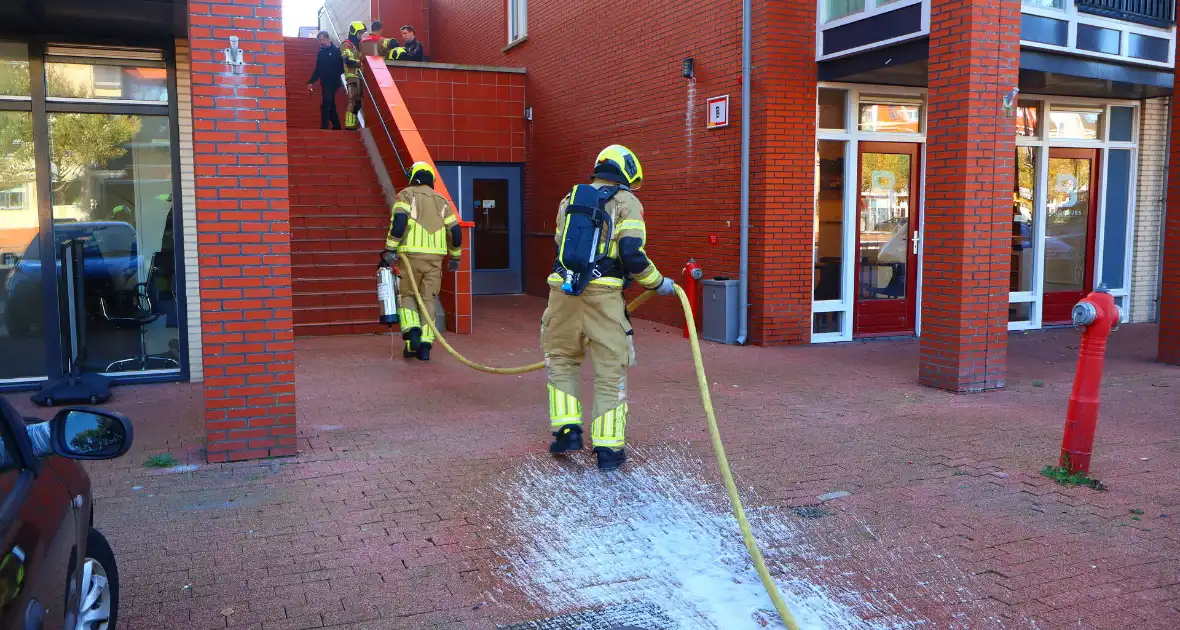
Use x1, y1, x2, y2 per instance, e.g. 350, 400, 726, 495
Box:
294, 319, 390, 338
292, 251, 377, 266
292, 216, 388, 229
292, 263, 383, 279
290, 242, 385, 255
293, 276, 374, 293
294, 290, 375, 309
294, 304, 377, 325
292, 226, 383, 241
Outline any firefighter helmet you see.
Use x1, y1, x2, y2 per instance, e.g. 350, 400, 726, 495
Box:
408, 161, 436, 187
592, 145, 643, 190
349, 21, 367, 38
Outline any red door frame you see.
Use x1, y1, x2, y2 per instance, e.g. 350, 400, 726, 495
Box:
854, 141, 921, 337
1042, 147, 1100, 324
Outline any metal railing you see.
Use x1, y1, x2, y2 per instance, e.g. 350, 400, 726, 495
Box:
318, 7, 410, 180
1075, 0, 1176, 27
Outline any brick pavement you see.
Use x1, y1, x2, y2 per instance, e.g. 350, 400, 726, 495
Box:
15, 296, 1179, 629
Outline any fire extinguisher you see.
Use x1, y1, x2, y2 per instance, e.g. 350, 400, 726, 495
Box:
1058, 286, 1121, 474
377, 264, 399, 326
683, 258, 704, 338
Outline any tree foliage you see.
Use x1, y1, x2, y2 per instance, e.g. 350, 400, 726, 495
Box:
0, 62, 141, 198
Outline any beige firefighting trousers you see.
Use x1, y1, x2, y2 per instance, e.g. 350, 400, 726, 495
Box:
541, 285, 637, 450
398, 254, 442, 344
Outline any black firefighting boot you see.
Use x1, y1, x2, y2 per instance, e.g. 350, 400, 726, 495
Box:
548, 424, 583, 454
594, 447, 627, 471
403, 328, 422, 359
416, 342, 432, 361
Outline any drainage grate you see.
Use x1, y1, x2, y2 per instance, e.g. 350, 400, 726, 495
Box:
499, 602, 674, 630
791, 505, 833, 519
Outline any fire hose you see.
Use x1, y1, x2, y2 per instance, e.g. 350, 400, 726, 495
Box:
397, 253, 801, 630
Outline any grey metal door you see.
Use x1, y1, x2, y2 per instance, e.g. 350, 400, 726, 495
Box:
437, 164, 523, 295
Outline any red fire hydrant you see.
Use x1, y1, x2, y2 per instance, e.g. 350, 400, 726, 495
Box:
682, 259, 704, 338
1058, 287, 1122, 474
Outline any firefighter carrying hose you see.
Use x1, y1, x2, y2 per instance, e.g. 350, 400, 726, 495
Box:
341, 21, 366, 130
544, 145, 675, 470
381, 162, 462, 361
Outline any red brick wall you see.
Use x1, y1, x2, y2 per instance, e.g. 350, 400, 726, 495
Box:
189, 0, 297, 462
918, 0, 1019, 391
1161, 72, 1180, 364
746, 0, 817, 345
385, 64, 525, 163
376, 0, 431, 55
430, 0, 746, 329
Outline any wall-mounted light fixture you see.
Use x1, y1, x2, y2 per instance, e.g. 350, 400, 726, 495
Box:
224, 36, 244, 72
524, 106, 533, 121
1002, 87, 1020, 114
682, 57, 694, 79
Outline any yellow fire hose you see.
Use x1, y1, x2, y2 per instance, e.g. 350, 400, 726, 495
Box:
397, 254, 801, 630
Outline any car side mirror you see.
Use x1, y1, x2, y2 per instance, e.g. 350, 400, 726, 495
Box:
50, 408, 133, 460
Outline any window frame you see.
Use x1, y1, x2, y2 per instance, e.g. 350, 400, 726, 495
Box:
507, 0, 528, 46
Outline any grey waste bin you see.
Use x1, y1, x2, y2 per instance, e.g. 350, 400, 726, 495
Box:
701, 278, 739, 344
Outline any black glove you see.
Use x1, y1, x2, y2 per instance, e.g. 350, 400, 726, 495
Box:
379, 249, 397, 267
448, 258, 460, 272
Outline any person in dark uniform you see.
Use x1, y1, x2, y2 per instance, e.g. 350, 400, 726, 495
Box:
306, 31, 343, 130
398, 25, 425, 61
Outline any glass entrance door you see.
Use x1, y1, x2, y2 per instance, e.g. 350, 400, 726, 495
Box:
437, 164, 523, 295
1043, 148, 1098, 323
854, 142, 920, 336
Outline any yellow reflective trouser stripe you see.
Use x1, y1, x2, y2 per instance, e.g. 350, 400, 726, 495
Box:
399, 222, 446, 254
398, 307, 421, 330
591, 403, 627, 448
548, 384, 582, 426
421, 319, 436, 344
448, 248, 462, 257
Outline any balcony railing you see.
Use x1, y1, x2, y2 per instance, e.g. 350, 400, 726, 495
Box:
1076, 0, 1175, 28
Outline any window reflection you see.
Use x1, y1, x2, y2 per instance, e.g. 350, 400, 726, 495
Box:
814, 141, 845, 301
1016, 100, 1040, 137
0, 42, 29, 97
858, 102, 921, 133
1011, 147, 1037, 292
48, 114, 179, 374
0, 111, 45, 380
1048, 108, 1102, 140
45, 63, 168, 103
1045, 156, 1092, 293
859, 152, 911, 301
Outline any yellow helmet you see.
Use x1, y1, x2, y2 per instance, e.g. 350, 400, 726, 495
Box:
408, 161, 436, 187
593, 144, 643, 190
349, 21, 367, 38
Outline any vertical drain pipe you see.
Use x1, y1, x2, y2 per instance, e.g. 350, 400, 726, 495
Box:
737, 0, 752, 345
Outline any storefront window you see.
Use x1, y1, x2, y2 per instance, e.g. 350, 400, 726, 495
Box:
1048, 107, 1103, 140
814, 141, 845, 301
0, 111, 44, 380
858, 101, 921, 133
1016, 100, 1040, 137
826, 0, 866, 21
45, 62, 169, 103
48, 114, 179, 374
1011, 147, 1038, 293
818, 89, 847, 131
0, 42, 29, 97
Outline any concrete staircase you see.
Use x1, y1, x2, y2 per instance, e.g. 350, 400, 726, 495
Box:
287, 128, 389, 337
285, 36, 391, 337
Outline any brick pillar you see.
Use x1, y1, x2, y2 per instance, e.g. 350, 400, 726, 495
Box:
1161, 90, 1180, 364
918, 0, 1020, 391
189, 0, 297, 462
747, 0, 817, 345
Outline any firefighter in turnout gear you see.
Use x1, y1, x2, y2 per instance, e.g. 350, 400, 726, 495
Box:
543, 145, 675, 470
381, 162, 462, 361
341, 21, 366, 130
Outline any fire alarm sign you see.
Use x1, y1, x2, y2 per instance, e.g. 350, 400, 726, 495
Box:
706, 95, 729, 129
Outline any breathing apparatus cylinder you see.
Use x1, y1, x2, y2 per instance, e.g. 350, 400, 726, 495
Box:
377, 266, 399, 326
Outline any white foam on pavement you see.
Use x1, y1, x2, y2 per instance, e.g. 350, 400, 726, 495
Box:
483, 445, 925, 629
